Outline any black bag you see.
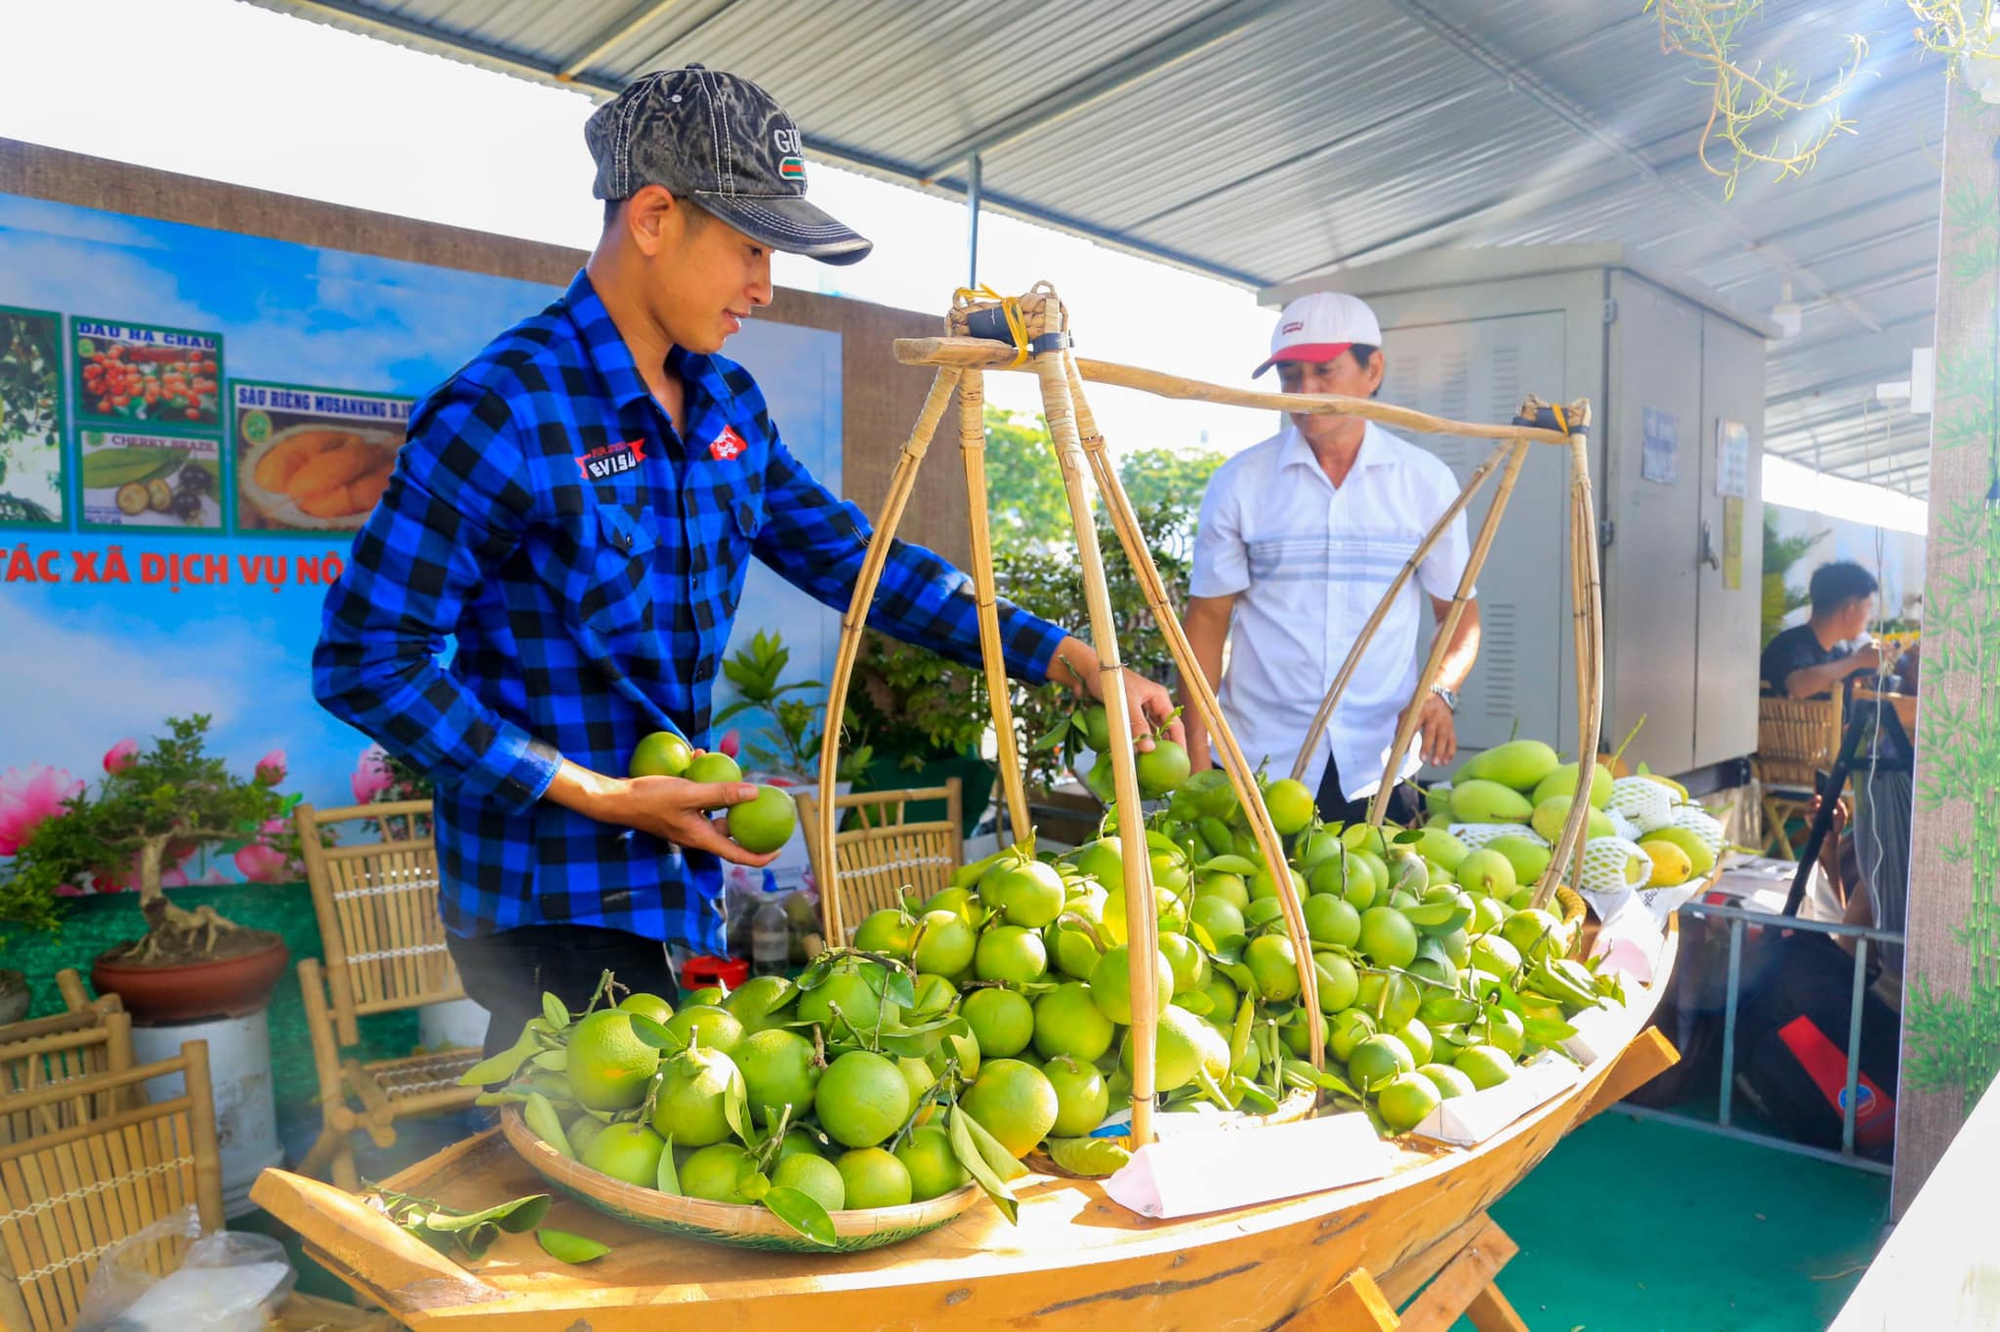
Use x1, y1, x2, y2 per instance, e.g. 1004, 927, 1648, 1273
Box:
1730, 930, 1899, 1156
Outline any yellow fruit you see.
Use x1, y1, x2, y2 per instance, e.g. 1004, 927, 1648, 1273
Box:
565, 1010, 660, 1111
1640, 826, 1715, 878
1640, 838, 1693, 887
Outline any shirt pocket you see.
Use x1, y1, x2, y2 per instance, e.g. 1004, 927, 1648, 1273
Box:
578, 501, 660, 636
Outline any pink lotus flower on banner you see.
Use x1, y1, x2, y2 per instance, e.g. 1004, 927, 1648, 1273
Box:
718, 729, 741, 759
234, 818, 294, 884
103, 739, 139, 775
0, 765, 83, 855
351, 745, 394, 804
254, 749, 288, 787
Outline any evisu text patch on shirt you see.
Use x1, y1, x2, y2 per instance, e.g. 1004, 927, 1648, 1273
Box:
577, 437, 647, 480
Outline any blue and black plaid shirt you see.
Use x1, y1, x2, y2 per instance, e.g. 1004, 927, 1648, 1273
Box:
314, 270, 1068, 950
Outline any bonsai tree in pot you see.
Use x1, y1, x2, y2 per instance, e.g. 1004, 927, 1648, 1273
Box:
0, 714, 296, 1020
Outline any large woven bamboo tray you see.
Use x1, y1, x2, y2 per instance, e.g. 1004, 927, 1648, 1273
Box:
249, 926, 1676, 1332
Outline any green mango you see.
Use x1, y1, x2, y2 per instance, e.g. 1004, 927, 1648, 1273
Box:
1449, 779, 1534, 825
1455, 739, 1560, 793
1530, 796, 1614, 844
1486, 835, 1553, 887
1531, 762, 1613, 810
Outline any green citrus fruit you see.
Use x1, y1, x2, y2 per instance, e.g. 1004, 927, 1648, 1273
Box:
1158, 932, 1209, 993
1065, 838, 1125, 890
1090, 944, 1175, 1023
1451, 1043, 1516, 1090
898, 1055, 938, 1123
853, 908, 919, 960
1031, 981, 1115, 1062
912, 910, 978, 975
1356, 970, 1423, 1031
836, 1147, 913, 1208
794, 968, 893, 1037
816, 1050, 913, 1149
1197, 970, 1241, 1021
1313, 951, 1360, 1013
581, 1122, 666, 1186
1327, 1008, 1377, 1062
1046, 917, 1104, 981
1263, 778, 1316, 836
1307, 850, 1361, 900
1079, 703, 1113, 752
1358, 906, 1420, 969
1486, 1008, 1527, 1060
1456, 848, 1517, 898
683, 751, 743, 785
1189, 893, 1246, 945
908, 972, 959, 1019
1195, 871, 1251, 910
1293, 827, 1345, 870
1137, 740, 1192, 797
618, 992, 675, 1024
1473, 896, 1510, 935
1347, 1033, 1416, 1088
681, 1142, 760, 1203
1418, 1062, 1478, 1100
984, 860, 1067, 928
974, 925, 1048, 984
1244, 933, 1301, 1002
1397, 1019, 1434, 1067
895, 1123, 970, 1202
961, 1059, 1060, 1157
726, 785, 797, 853
769, 1151, 845, 1211
962, 987, 1036, 1058
1499, 908, 1568, 965
629, 730, 694, 779
565, 1113, 606, 1160
1041, 1054, 1111, 1137
1470, 933, 1524, 980
776, 1127, 824, 1160
1304, 894, 1361, 947
649, 1045, 744, 1147
1118, 1004, 1217, 1092
721, 975, 797, 1035
565, 1010, 660, 1111
1376, 1071, 1443, 1132
683, 986, 726, 1007
664, 1003, 746, 1056
735, 1028, 820, 1125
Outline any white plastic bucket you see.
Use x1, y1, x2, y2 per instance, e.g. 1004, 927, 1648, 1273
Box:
130, 1012, 282, 1218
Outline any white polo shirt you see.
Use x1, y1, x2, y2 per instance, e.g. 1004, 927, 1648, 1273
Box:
1191, 420, 1472, 801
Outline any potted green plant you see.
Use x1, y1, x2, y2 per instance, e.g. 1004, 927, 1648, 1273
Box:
0, 714, 295, 1022
713, 629, 873, 786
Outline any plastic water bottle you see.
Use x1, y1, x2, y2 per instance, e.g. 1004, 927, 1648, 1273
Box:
752, 871, 790, 977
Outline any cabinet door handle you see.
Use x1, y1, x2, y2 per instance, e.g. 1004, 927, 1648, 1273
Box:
1699, 519, 1722, 571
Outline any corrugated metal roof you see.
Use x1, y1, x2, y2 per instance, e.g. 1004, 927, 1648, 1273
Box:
242, 0, 1945, 495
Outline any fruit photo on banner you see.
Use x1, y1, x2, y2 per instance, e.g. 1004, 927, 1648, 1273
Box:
234, 381, 412, 534
0, 305, 63, 528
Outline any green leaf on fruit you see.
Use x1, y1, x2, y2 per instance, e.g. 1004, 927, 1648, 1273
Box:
762, 1186, 838, 1247
947, 1109, 1020, 1225
1522, 1017, 1579, 1045
1198, 854, 1259, 875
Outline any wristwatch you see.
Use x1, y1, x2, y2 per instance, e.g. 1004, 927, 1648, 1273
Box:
1430, 684, 1459, 713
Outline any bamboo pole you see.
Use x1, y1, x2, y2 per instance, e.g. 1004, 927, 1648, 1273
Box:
893, 340, 1571, 446
1030, 342, 1163, 1147
815, 368, 963, 944
1366, 439, 1532, 826
1291, 438, 1514, 785
955, 369, 1033, 843
1534, 411, 1603, 910
1061, 352, 1326, 1062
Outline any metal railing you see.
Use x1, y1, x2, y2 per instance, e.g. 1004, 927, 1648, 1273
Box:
1619, 899, 1903, 1177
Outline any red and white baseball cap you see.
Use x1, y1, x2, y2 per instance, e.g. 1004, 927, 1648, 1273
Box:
1253, 292, 1383, 377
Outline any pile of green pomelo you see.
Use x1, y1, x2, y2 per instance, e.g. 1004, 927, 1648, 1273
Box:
476, 712, 1693, 1241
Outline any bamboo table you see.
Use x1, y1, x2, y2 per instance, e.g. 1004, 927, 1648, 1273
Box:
251, 927, 1676, 1332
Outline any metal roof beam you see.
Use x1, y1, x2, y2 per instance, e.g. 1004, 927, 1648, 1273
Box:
1382, 0, 1886, 334
558, 0, 685, 80
913, 0, 1295, 178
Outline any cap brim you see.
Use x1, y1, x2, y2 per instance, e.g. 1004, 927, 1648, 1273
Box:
697, 193, 873, 266
1253, 342, 1356, 378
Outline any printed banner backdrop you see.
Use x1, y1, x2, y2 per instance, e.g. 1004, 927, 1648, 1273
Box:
0, 192, 843, 889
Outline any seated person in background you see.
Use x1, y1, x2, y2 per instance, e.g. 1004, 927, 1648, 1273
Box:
1761, 560, 1883, 699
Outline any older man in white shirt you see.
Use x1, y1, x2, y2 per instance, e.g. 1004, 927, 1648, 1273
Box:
1182, 292, 1481, 826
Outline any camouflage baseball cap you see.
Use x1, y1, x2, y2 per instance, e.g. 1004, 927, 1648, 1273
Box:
585, 64, 871, 266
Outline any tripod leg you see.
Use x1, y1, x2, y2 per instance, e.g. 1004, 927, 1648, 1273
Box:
815, 368, 963, 943
956, 370, 1032, 843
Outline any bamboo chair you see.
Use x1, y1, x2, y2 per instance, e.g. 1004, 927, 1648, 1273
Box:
796, 780, 964, 943
1755, 694, 1844, 860
0, 977, 137, 1149
294, 800, 480, 1191
0, 1042, 222, 1332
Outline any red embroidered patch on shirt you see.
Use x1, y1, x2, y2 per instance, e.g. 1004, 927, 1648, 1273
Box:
576, 438, 647, 480
709, 425, 748, 461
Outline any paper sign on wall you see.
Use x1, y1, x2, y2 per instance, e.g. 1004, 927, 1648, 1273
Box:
1715, 419, 1750, 498
1641, 407, 1678, 485
1722, 494, 1744, 590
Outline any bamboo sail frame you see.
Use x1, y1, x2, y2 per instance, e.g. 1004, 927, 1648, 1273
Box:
827, 288, 1598, 1149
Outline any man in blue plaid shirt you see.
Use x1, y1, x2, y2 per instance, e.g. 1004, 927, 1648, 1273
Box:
314, 65, 1179, 1054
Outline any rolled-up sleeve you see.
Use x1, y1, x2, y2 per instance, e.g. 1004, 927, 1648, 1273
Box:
752, 430, 1067, 685
313, 380, 562, 811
